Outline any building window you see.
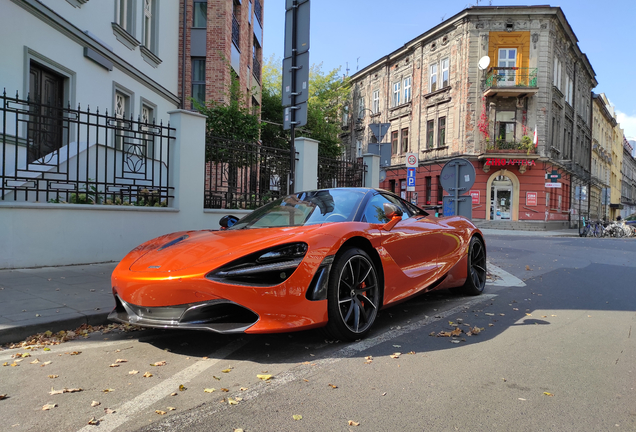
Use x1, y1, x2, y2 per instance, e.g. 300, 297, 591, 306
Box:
430, 64, 438, 92
114, 89, 131, 150
403, 77, 411, 103
438, 117, 446, 147
372, 90, 379, 113
141, 103, 155, 157
425, 177, 432, 204
441, 58, 449, 88
342, 104, 349, 126
401, 128, 408, 153
116, 0, 134, 33
191, 57, 206, 108
193, 0, 207, 28
356, 139, 362, 158
391, 130, 399, 155
553, 57, 562, 90
142, 0, 157, 51
392, 82, 401, 107
427, 120, 434, 149
496, 111, 515, 142
358, 96, 365, 119
436, 175, 443, 204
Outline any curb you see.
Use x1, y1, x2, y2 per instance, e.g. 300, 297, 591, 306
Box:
0, 310, 111, 346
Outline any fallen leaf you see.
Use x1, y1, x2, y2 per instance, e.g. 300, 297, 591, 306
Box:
543, 392, 554, 397
9, 362, 18, 367
390, 353, 401, 359
2, 362, 8, 367
220, 388, 229, 392
116, 359, 127, 363
104, 408, 116, 414
328, 384, 338, 389
257, 374, 273, 381
485, 313, 495, 316
393, 344, 401, 348
234, 429, 244, 432
30, 359, 40, 364
221, 368, 232, 373
103, 388, 115, 393
170, 392, 177, 396
87, 417, 99, 425
167, 407, 176, 411
240, 387, 248, 391
143, 372, 153, 378
228, 397, 239, 405
48, 375, 59, 379
364, 356, 373, 360
518, 398, 527, 401
109, 364, 120, 368
213, 376, 221, 380
348, 420, 360, 426
49, 387, 82, 395
150, 361, 166, 366
450, 327, 462, 336
91, 401, 100, 407
204, 388, 216, 393
179, 385, 187, 391
42, 403, 57, 410
129, 370, 139, 375
155, 410, 167, 415
43, 348, 51, 351
41, 361, 52, 366
0, 394, 7, 400
525, 265, 531, 271
450, 340, 461, 344
292, 414, 303, 421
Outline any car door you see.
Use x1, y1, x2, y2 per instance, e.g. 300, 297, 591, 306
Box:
362, 193, 440, 304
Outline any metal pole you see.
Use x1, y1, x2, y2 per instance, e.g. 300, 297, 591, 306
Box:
454, 161, 459, 216
289, 0, 298, 194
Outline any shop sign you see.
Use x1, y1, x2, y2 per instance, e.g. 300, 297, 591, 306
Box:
485, 158, 536, 167
526, 192, 537, 206
469, 190, 480, 204
545, 182, 562, 188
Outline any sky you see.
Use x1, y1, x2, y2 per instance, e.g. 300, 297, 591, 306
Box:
263, 0, 636, 139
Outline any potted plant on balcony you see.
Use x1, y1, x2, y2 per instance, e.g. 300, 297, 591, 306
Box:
520, 135, 534, 155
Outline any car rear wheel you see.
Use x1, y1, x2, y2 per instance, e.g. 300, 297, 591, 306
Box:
454, 236, 487, 296
325, 248, 380, 341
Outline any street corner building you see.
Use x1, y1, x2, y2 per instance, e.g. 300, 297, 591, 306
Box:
342, 5, 601, 230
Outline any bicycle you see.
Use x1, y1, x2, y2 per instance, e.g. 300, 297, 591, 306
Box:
578, 216, 590, 237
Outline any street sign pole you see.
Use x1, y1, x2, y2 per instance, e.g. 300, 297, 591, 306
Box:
289, 0, 298, 193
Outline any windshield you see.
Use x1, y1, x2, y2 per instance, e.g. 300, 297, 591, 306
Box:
230, 189, 366, 229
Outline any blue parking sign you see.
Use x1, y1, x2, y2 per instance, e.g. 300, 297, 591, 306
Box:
407, 168, 416, 191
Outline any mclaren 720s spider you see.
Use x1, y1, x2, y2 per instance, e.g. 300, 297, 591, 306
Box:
109, 187, 487, 341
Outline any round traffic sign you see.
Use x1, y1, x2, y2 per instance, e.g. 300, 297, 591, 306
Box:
439, 158, 476, 193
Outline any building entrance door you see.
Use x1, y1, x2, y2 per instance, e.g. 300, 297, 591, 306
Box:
490, 175, 513, 220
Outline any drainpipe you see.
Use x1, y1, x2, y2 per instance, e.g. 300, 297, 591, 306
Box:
181, 0, 187, 109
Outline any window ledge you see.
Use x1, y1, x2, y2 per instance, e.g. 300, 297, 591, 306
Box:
421, 145, 448, 153
424, 86, 450, 99
112, 23, 140, 50
389, 101, 412, 112
140, 45, 162, 68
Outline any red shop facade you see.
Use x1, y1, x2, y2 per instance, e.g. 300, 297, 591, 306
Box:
380, 156, 572, 223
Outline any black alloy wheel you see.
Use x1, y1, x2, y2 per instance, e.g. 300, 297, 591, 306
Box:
325, 248, 380, 341
457, 236, 487, 296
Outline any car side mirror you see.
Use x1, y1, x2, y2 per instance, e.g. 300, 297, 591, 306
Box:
219, 215, 239, 229
383, 203, 403, 220
382, 203, 403, 231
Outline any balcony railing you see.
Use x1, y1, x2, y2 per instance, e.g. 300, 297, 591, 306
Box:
486, 139, 536, 154
252, 55, 261, 83
483, 67, 538, 97
232, 14, 240, 48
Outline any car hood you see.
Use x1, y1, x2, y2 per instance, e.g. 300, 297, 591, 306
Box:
129, 225, 324, 273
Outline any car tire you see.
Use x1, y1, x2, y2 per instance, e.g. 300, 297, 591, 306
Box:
454, 236, 487, 296
325, 248, 380, 341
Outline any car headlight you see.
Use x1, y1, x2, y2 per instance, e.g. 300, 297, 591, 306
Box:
207, 243, 308, 286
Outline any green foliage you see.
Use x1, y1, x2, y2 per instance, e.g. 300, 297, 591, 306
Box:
261, 56, 350, 157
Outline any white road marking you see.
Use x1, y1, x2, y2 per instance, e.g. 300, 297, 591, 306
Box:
76, 339, 248, 432
487, 262, 526, 287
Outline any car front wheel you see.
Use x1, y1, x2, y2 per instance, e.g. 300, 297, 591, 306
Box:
325, 248, 380, 341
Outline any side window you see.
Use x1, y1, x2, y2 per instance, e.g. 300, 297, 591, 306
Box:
363, 194, 393, 223
384, 195, 414, 220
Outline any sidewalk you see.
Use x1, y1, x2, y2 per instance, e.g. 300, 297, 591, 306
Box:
0, 228, 582, 346
0, 262, 117, 345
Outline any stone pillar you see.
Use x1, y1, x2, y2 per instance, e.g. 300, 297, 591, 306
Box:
294, 136, 319, 192
363, 153, 380, 189
167, 109, 208, 218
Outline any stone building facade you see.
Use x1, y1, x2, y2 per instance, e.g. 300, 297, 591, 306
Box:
621, 137, 636, 218
179, 0, 263, 111
590, 93, 614, 220
344, 6, 596, 228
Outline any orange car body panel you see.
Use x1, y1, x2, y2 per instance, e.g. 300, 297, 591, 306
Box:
111, 212, 482, 334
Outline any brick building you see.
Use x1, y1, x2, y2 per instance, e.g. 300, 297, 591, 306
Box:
179, 0, 263, 111
344, 5, 596, 228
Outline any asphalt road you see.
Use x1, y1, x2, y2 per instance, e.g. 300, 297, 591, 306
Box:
0, 235, 634, 432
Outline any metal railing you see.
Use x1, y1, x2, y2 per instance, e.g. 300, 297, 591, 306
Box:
1, 90, 174, 205
252, 55, 261, 83
232, 14, 240, 48
204, 136, 292, 209
487, 139, 536, 153
484, 67, 538, 89
318, 156, 366, 189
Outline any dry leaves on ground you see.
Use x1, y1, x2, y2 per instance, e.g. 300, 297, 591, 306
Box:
150, 361, 166, 367
389, 353, 401, 359
257, 374, 273, 381
49, 387, 82, 395
91, 401, 100, 407
87, 417, 99, 425
348, 420, 360, 426
42, 403, 57, 410
292, 415, 303, 421
204, 388, 216, 393
143, 372, 153, 378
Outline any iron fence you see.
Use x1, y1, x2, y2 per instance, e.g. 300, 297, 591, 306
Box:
318, 156, 366, 189
204, 136, 292, 209
0, 90, 174, 205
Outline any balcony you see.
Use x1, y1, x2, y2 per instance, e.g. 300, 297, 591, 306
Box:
484, 139, 536, 155
483, 67, 539, 98
252, 54, 261, 83
232, 14, 240, 48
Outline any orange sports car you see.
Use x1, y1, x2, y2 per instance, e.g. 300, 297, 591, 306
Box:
109, 188, 486, 341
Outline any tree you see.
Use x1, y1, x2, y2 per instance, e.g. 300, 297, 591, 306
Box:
261, 56, 351, 158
